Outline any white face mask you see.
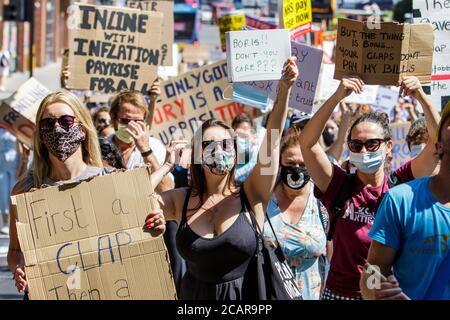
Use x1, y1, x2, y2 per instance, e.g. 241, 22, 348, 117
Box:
349, 147, 386, 174
115, 124, 133, 144
410, 143, 426, 158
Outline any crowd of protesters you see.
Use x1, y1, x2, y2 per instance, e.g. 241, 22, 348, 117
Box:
2, 47, 449, 300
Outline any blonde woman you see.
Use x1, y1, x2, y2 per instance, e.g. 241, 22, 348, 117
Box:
6, 89, 165, 297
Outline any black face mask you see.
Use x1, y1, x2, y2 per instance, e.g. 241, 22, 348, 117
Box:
280, 165, 310, 190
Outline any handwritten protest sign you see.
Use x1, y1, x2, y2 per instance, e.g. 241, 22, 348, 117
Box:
67, 3, 163, 94
218, 12, 246, 52
390, 122, 411, 170
413, 1, 450, 111
226, 29, 291, 82
242, 42, 323, 113
182, 44, 210, 64
12, 167, 177, 300
279, 0, 312, 39
127, 0, 174, 66
372, 86, 400, 119
0, 78, 50, 148
334, 19, 434, 85
150, 60, 260, 146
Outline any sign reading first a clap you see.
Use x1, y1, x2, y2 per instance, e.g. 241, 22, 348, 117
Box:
226, 29, 291, 82
67, 3, 163, 94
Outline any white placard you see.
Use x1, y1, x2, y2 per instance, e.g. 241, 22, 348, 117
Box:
226, 29, 291, 82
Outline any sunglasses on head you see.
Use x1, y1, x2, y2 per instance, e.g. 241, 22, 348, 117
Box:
40, 115, 77, 131
118, 118, 145, 125
202, 138, 235, 151
348, 138, 388, 153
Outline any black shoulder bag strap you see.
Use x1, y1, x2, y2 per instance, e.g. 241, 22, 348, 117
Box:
327, 174, 357, 241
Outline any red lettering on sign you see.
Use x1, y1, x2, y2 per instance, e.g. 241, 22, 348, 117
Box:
173, 99, 185, 116
162, 104, 177, 122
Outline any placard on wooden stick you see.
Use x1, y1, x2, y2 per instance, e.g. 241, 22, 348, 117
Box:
334, 19, 434, 85
67, 3, 163, 94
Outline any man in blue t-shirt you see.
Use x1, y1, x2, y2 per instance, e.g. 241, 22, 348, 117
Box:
360, 101, 450, 300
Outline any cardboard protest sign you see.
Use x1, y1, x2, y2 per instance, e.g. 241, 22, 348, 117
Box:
390, 122, 411, 170
0, 78, 51, 148
67, 3, 163, 94
218, 12, 246, 52
279, 0, 312, 39
182, 44, 210, 64
413, 1, 450, 111
242, 42, 323, 113
127, 0, 174, 66
11, 167, 177, 300
150, 60, 260, 146
371, 86, 400, 119
334, 19, 434, 85
226, 29, 291, 82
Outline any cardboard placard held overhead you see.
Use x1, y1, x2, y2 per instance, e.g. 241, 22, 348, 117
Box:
0, 78, 51, 148
226, 29, 291, 82
279, 0, 312, 39
11, 167, 177, 300
182, 44, 210, 64
390, 122, 412, 170
67, 3, 163, 94
413, 1, 450, 111
127, 0, 174, 66
241, 42, 323, 113
218, 12, 246, 52
150, 60, 260, 146
334, 19, 434, 85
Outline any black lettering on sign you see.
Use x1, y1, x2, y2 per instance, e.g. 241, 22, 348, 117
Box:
78, 5, 149, 33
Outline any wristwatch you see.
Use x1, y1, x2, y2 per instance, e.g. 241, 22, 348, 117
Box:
140, 148, 153, 157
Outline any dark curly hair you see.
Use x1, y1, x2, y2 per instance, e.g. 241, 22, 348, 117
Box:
347, 112, 392, 142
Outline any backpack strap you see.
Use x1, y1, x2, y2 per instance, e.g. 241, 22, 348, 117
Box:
327, 174, 357, 241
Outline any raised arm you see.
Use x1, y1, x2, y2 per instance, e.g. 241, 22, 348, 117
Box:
146, 77, 162, 130
299, 77, 364, 193
399, 76, 441, 178
244, 57, 298, 223
326, 101, 353, 162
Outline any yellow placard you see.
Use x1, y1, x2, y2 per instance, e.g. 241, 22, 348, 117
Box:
218, 13, 246, 52
280, 0, 312, 38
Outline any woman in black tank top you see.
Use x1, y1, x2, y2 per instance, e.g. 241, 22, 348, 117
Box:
147, 58, 299, 300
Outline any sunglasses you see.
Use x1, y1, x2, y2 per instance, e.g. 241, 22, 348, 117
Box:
348, 138, 388, 153
202, 138, 235, 152
118, 118, 145, 125
40, 115, 78, 130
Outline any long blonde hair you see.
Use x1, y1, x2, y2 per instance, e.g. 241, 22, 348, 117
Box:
33, 89, 102, 187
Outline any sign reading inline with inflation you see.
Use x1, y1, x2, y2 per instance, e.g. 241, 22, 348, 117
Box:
279, 0, 312, 39
334, 19, 434, 85
67, 3, 163, 94
150, 60, 259, 146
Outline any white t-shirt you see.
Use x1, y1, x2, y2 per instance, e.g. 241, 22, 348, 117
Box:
108, 135, 167, 169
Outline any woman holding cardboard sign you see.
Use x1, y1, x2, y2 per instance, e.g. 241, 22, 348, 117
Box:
7, 89, 166, 297
299, 75, 440, 300
146, 57, 299, 300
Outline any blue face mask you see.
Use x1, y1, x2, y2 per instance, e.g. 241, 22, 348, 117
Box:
349, 147, 386, 174
410, 143, 425, 158
223, 83, 273, 112
236, 136, 252, 164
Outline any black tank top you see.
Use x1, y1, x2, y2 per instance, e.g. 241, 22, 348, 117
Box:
176, 188, 258, 299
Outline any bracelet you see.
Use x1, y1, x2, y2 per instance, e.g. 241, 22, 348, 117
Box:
140, 148, 153, 157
